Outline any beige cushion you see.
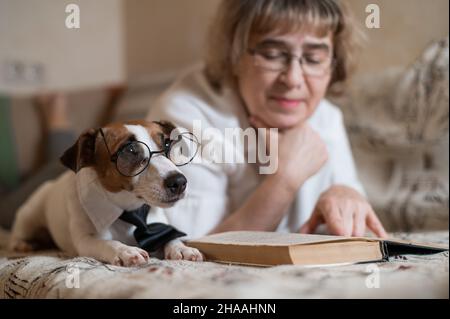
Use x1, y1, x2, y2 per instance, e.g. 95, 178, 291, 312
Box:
332, 38, 449, 231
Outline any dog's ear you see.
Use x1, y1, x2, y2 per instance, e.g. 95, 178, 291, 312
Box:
60, 128, 98, 173
153, 120, 176, 137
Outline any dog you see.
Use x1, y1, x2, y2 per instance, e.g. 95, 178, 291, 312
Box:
9, 120, 203, 266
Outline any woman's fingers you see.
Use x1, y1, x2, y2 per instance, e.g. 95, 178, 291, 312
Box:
249, 115, 279, 156
352, 208, 366, 237
323, 206, 346, 236
249, 115, 268, 129
302, 185, 387, 239
299, 210, 323, 234
341, 204, 354, 237
366, 209, 388, 238
301, 201, 385, 239
303, 202, 348, 236
248, 116, 259, 128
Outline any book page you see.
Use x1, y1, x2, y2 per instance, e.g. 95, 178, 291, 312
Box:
188, 231, 377, 246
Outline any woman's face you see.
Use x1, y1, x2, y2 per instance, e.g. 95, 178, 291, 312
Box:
236, 30, 333, 129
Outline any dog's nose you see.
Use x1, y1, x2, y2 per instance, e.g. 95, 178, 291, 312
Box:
164, 173, 187, 196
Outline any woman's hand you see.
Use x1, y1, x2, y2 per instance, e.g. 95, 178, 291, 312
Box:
212, 115, 329, 234
249, 115, 328, 194
299, 185, 388, 238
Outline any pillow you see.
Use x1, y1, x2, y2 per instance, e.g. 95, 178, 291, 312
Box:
334, 38, 449, 231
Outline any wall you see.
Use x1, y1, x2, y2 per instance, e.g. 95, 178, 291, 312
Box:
0, 0, 125, 95
124, 0, 221, 81
346, 0, 449, 75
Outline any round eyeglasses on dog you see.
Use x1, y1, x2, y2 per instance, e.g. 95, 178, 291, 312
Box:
99, 128, 200, 177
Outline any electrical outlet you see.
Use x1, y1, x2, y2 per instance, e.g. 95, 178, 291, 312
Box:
2, 60, 45, 85
2, 60, 24, 83
24, 63, 45, 84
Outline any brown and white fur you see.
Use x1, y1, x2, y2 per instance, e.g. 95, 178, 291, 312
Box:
9, 120, 203, 266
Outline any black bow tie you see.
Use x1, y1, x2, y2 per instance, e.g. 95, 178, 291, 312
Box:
119, 204, 186, 253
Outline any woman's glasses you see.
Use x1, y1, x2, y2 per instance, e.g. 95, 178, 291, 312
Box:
248, 46, 335, 77
99, 128, 200, 177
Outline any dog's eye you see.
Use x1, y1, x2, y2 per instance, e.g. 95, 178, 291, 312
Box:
164, 138, 171, 150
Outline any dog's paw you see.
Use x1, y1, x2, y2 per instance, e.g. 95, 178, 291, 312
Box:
112, 246, 149, 267
8, 238, 36, 252
164, 243, 204, 262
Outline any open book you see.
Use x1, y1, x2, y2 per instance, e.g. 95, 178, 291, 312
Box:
186, 231, 448, 267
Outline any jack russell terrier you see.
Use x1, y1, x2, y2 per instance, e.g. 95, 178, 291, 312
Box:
9, 120, 203, 266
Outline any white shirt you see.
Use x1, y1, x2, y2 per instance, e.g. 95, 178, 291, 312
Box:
146, 66, 365, 239
75, 168, 169, 246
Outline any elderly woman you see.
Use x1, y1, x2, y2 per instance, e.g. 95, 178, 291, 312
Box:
147, 0, 387, 239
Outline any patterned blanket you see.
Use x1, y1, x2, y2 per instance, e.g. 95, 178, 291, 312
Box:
0, 229, 448, 299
